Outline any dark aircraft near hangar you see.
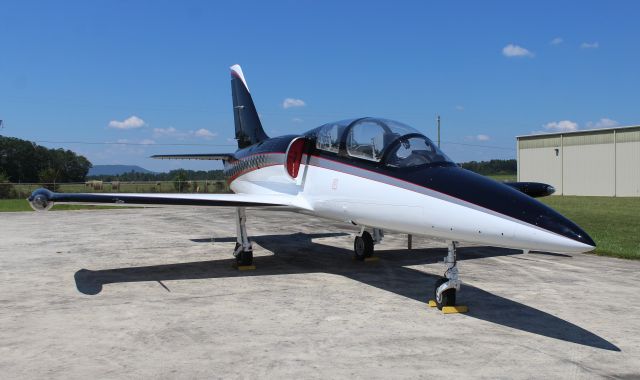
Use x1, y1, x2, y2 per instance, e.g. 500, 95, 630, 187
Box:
29, 65, 594, 309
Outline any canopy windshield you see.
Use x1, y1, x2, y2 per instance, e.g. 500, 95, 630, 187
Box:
345, 118, 419, 161
385, 135, 453, 167
311, 117, 453, 166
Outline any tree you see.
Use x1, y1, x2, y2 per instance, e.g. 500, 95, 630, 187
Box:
87, 169, 226, 182
0, 135, 92, 183
0, 171, 14, 199
173, 170, 190, 192
460, 159, 516, 175
38, 167, 60, 190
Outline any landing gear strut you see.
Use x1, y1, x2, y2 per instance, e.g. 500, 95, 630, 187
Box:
353, 227, 383, 261
234, 207, 253, 266
434, 241, 460, 310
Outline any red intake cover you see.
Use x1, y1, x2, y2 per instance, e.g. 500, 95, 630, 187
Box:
285, 137, 306, 178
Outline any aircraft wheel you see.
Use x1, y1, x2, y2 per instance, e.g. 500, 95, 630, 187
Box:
434, 277, 456, 310
354, 231, 374, 261
235, 243, 253, 266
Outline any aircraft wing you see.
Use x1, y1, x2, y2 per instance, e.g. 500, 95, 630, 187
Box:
151, 153, 234, 161
27, 188, 310, 211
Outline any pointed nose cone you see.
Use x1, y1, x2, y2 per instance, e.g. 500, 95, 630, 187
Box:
576, 230, 596, 250
531, 204, 596, 251
580, 230, 596, 248
412, 167, 596, 253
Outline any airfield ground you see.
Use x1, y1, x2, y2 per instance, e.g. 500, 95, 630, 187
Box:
1, 207, 640, 378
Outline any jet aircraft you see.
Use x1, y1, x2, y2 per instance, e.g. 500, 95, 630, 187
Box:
29, 64, 595, 309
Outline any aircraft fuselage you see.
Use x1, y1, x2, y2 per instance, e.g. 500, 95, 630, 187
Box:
225, 131, 595, 254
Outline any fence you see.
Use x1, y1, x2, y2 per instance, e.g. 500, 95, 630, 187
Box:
0, 180, 231, 199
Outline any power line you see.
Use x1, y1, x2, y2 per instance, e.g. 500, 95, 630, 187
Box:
29, 139, 514, 151
33, 140, 237, 147
441, 141, 515, 151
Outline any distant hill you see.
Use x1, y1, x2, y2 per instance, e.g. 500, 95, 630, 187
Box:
88, 165, 155, 176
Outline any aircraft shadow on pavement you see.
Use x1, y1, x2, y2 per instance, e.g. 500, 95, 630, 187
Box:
73, 232, 619, 352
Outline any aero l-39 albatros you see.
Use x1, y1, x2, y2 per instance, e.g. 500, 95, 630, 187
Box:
29, 65, 595, 309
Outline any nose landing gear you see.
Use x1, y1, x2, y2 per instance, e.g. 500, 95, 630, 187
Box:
431, 241, 467, 313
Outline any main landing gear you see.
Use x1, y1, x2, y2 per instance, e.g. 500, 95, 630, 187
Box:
434, 241, 461, 310
353, 227, 383, 261
234, 207, 253, 267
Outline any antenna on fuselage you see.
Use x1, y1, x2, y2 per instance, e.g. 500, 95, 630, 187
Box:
436, 115, 441, 148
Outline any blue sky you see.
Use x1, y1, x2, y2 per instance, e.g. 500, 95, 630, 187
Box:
1, 1, 639, 171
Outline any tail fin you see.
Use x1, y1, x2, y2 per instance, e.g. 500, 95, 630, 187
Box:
230, 64, 269, 148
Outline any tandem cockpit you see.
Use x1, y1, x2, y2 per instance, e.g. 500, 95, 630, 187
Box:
307, 117, 454, 168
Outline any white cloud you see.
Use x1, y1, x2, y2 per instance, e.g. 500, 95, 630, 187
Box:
153, 126, 221, 140
465, 134, 491, 142
455, 105, 464, 111
502, 44, 534, 58
581, 42, 599, 49
282, 98, 306, 109
550, 37, 563, 45
153, 127, 178, 137
114, 138, 154, 145
193, 128, 217, 139
108, 115, 146, 129
291, 117, 304, 123
586, 118, 619, 129
543, 120, 579, 132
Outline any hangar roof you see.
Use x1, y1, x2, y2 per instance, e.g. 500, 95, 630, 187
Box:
517, 124, 640, 140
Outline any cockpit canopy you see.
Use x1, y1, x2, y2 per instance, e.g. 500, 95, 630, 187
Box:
309, 117, 453, 167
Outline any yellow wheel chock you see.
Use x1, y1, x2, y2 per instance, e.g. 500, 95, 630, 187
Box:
233, 263, 256, 271
428, 299, 468, 314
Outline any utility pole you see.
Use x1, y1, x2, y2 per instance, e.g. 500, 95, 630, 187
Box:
436, 115, 441, 148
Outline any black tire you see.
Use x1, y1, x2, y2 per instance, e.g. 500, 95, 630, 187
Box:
434, 277, 456, 310
234, 243, 253, 266
354, 231, 374, 261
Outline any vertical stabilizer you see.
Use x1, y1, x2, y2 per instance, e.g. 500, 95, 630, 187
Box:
230, 64, 269, 148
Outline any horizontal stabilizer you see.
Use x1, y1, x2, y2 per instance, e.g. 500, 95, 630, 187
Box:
28, 188, 310, 211
151, 153, 234, 161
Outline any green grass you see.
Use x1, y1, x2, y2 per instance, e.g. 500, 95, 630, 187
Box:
540, 196, 640, 260
0, 199, 127, 212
